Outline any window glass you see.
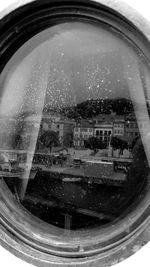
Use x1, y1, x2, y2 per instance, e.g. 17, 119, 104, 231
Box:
0, 21, 150, 232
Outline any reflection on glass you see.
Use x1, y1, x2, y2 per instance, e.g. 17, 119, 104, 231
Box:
0, 22, 150, 231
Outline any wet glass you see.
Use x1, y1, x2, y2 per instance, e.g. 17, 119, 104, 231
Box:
0, 21, 150, 231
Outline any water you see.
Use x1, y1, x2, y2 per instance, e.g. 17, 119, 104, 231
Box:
13, 171, 131, 230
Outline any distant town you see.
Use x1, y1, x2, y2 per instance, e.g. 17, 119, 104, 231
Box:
0, 97, 148, 186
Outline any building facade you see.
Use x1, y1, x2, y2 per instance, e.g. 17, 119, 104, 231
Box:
113, 116, 125, 137
73, 120, 94, 147
125, 115, 139, 143
93, 115, 114, 146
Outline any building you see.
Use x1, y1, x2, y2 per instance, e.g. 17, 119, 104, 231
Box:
136, 112, 150, 136
93, 115, 113, 146
42, 112, 63, 143
63, 118, 75, 146
41, 113, 75, 145
113, 116, 125, 137
125, 115, 139, 143
0, 116, 18, 149
73, 120, 94, 147
73, 114, 131, 148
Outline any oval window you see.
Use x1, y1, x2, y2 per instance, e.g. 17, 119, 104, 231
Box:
0, 1, 150, 266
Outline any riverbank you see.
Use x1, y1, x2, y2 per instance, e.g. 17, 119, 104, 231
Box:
33, 164, 127, 186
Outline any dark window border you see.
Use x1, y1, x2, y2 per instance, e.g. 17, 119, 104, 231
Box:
0, 0, 150, 266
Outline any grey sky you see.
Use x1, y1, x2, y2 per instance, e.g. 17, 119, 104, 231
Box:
0, 21, 147, 116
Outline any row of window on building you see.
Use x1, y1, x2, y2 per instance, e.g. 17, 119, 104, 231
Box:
73, 114, 144, 147
0, 112, 148, 149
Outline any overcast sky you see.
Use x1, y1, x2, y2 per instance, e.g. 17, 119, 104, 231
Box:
0, 21, 148, 116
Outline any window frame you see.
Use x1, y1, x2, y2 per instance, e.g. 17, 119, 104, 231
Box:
0, 0, 150, 266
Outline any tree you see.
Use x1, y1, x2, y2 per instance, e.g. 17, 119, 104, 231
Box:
85, 137, 105, 152
111, 137, 128, 153
39, 130, 59, 152
63, 132, 73, 147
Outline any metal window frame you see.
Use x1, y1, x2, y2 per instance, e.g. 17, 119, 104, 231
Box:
0, 0, 150, 266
